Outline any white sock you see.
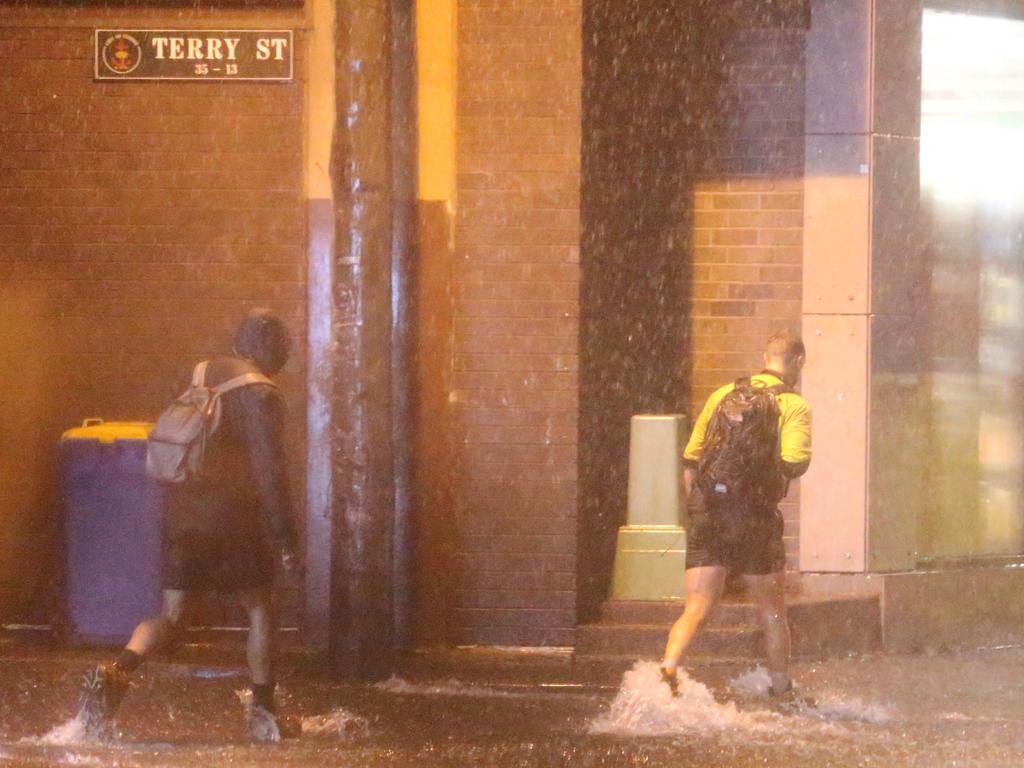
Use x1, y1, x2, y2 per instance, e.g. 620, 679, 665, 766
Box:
769, 672, 791, 693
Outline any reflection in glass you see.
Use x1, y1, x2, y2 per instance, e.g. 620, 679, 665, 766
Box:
922, 9, 1024, 559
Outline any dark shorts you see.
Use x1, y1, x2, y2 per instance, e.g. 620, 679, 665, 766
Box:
163, 529, 274, 592
685, 499, 786, 575
162, 487, 274, 592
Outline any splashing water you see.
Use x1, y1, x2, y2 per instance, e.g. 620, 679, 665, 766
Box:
301, 708, 370, 738
589, 661, 767, 736
726, 666, 893, 724
728, 666, 773, 697
30, 716, 90, 746
805, 697, 893, 724
24, 712, 114, 746
589, 662, 894, 737
374, 675, 525, 698
233, 687, 304, 742
52, 753, 106, 766
188, 668, 243, 680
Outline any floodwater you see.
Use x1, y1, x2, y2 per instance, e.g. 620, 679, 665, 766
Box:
1, 647, 1024, 767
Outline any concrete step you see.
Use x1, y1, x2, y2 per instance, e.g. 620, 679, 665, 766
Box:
578, 594, 881, 661
576, 622, 761, 658
788, 595, 881, 659
570, 654, 757, 687
600, 599, 755, 625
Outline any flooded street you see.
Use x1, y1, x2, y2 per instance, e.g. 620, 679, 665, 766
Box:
0, 646, 1023, 767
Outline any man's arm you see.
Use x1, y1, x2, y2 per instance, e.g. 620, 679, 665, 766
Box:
779, 397, 812, 478
682, 466, 696, 500
683, 386, 728, 467
680, 386, 728, 506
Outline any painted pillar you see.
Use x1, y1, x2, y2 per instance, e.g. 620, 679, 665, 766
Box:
408, 0, 457, 646
800, 0, 925, 573
390, 0, 418, 650
305, 0, 338, 651
403, 0, 456, 651
306, 0, 407, 680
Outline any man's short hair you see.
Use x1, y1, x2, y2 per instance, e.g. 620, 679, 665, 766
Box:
766, 330, 805, 361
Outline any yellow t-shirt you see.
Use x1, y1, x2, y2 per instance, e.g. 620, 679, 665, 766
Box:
683, 372, 812, 476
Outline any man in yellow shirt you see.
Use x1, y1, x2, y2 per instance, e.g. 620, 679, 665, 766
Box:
660, 331, 812, 704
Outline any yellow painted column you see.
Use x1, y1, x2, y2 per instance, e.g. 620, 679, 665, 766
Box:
408, 0, 458, 645
305, 0, 336, 203
417, 0, 456, 207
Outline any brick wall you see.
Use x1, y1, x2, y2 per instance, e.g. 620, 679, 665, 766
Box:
579, 1, 695, 619
690, 28, 805, 415
0, 7, 307, 623
690, 27, 805, 568
452, 0, 581, 646
580, 4, 806, 613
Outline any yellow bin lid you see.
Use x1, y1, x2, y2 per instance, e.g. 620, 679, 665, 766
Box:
61, 419, 154, 444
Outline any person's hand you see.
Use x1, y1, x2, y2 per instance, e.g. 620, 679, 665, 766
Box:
682, 467, 696, 501
280, 549, 305, 579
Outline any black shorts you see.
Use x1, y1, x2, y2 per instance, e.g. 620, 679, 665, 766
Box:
162, 486, 274, 592
685, 499, 786, 575
163, 528, 274, 592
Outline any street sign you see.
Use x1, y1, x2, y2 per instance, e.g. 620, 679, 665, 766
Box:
94, 29, 294, 82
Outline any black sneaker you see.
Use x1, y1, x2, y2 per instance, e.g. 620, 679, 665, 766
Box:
768, 681, 816, 713
77, 663, 130, 736
659, 666, 679, 698
246, 703, 302, 742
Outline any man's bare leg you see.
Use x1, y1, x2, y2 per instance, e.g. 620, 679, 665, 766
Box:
237, 585, 298, 740
661, 565, 728, 677
743, 571, 791, 692
77, 590, 192, 730
238, 585, 275, 688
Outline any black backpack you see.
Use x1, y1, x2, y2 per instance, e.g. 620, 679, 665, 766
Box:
696, 377, 789, 512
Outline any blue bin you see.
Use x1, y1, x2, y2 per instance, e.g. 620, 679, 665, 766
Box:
60, 419, 164, 644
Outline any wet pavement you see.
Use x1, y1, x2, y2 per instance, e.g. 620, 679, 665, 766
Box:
1, 641, 1023, 767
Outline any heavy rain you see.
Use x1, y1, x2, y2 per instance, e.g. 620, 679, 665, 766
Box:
2, 0, 1024, 766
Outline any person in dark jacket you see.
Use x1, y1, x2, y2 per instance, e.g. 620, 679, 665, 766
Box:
77, 309, 302, 741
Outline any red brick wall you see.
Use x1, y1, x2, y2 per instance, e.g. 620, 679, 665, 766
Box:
690, 27, 805, 568
452, 0, 581, 646
0, 7, 307, 623
690, 28, 805, 414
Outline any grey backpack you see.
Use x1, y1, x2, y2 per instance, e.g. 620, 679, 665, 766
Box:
145, 361, 274, 484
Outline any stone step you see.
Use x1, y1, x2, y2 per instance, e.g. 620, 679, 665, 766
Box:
600, 599, 755, 625
788, 595, 881, 659
579, 594, 881, 661
576, 623, 761, 658
570, 654, 757, 687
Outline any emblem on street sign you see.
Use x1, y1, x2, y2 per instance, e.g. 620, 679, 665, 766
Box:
101, 33, 143, 75
94, 30, 294, 81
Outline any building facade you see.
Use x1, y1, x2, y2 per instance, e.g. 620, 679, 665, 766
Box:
3, 0, 1024, 664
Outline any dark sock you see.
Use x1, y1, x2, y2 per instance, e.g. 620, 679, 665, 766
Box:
251, 683, 276, 712
114, 649, 143, 673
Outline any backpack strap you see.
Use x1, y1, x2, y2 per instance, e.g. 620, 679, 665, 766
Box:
212, 371, 276, 397
192, 361, 210, 388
